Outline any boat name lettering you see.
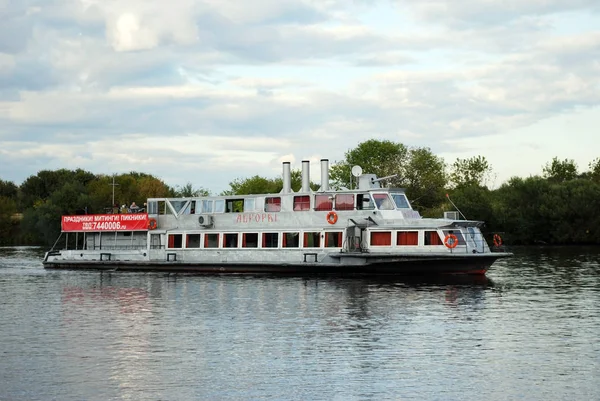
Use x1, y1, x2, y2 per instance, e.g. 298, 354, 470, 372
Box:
235, 213, 278, 223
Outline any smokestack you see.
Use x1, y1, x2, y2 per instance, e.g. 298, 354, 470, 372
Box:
282, 162, 291, 194
301, 160, 310, 192
320, 159, 329, 192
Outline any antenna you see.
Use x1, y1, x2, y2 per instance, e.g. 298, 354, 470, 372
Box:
110, 175, 119, 207
446, 193, 468, 220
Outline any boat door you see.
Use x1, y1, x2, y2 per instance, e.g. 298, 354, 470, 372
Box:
345, 226, 364, 252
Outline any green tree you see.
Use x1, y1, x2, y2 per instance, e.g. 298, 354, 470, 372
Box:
449, 156, 493, 188
588, 158, 600, 182
402, 147, 447, 214
174, 183, 210, 197
0, 196, 18, 245
330, 140, 408, 189
19, 169, 95, 209
494, 176, 554, 244
137, 176, 173, 200
0, 179, 18, 200
222, 169, 318, 196
223, 175, 280, 195
542, 157, 578, 183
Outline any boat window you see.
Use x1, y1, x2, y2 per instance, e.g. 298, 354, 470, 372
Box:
244, 198, 255, 212
391, 193, 410, 209
335, 194, 354, 211
186, 234, 201, 248
443, 230, 465, 246
356, 194, 375, 210
223, 233, 239, 248
201, 200, 213, 213
168, 234, 183, 249
204, 233, 219, 248
262, 232, 279, 248
424, 231, 443, 246
372, 194, 394, 210
171, 200, 187, 214
226, 199, 244, 213
325, 232, 343, 248
265, 197, 281, 212
214, 200, 225, 213
303, 232, 321, 248
242, 233, 258, 248
180, 201, 194, 215
293, 195, 310, 211
370, 231, 391, 246
157, 201, 168, 215
397, 231, 418, 246
315, 194, 333, 211
283, 232, 299, 248
147, 201, 158, 214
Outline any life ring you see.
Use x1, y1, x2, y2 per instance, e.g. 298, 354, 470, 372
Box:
148, 218, 157, 230
326, 211, 338, 225
444, 233, 458, 249
493, 234, 502, 247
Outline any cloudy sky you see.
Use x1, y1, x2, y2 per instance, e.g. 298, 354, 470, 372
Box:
1, 0, 599, 194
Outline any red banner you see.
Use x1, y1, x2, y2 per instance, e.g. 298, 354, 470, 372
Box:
62, 213, 149, 232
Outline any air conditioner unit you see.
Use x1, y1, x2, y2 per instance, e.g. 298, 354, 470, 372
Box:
198, 214, 213, 227
444, 211, 459, 220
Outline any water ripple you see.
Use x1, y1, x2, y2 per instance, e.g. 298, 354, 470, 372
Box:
0, 246, 599, 400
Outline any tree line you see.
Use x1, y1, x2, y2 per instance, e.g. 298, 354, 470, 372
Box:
1, 139, 599, 246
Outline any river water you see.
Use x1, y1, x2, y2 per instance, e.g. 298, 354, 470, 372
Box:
0, 247, 598, 401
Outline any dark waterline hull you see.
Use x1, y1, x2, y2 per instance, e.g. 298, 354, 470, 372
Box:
43, 253, 510, 276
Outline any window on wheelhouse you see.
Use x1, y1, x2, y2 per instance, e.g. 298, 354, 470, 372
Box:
356, 194, 375, 210
283, 232, 299, 248
201, 200, 213, 213
265, 197, 281, 212
334, 194, 354, 211
424, 231, 443, 246
391, 193, 410, 209
147, 201, 158, 214
315, 195, 333, 211
226, 199, 244, 213
180, 201, 196, 215
397, 231, 418, 246
242, 233, 258, 248
214, 200, 225, 213
370, 231, 391, 246
293, 195, 310, 211
204, 233, 219, 248
325, 232, 343, 248
223, 233, 239, 248
244, 198, 255, 212
372, 193, 394, 210
303, 232, 321, 247
171, 200, 187, 214
262, 233, 279, 248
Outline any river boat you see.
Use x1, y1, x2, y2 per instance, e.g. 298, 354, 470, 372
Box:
43, 160, 511, 275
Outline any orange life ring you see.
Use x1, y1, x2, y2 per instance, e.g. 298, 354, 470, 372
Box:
148, 218, 157, 230
493, 234, 502, 247
444, 233, 458, 249
326, 211, 338, 225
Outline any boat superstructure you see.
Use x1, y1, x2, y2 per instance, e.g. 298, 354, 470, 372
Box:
43, 159, 511, 275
